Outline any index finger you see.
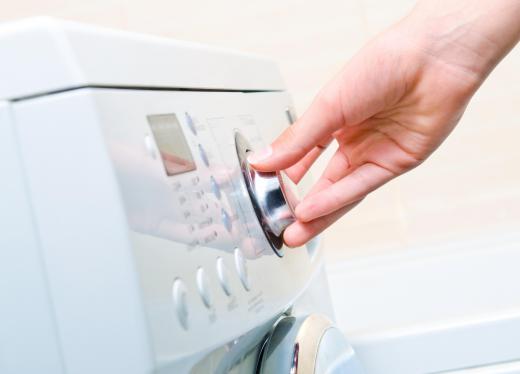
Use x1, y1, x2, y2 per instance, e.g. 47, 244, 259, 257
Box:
248, 87, 344, 172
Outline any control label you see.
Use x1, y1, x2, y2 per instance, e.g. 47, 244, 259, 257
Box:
247, 291, 264, 314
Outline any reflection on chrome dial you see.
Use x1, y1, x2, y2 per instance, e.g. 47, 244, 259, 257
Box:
235, 131, 298, 256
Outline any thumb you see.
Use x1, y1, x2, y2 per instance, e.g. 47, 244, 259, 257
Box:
248, 82, 344, 172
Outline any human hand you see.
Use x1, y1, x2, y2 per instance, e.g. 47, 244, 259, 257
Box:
249, 0, 520, 247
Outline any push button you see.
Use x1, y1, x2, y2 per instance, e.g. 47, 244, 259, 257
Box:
198, 144, 210, 167
144, 135, 157, 159
196, 267, 213, 308
221, 208, 232, 232
172, 278, 189, 330
185, 112, 197, 135
210, 176, 221, 199
234, 248, 250, 291
216, 257, 232, 296
285, 107, 296, 125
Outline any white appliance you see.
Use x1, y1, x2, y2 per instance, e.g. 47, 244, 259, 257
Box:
0, 18, 364, 374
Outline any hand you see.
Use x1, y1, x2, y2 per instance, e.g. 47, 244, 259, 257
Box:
249, 0, 520, 247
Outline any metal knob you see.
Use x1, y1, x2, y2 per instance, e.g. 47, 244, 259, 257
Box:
257, 314, 364, 374
235, 131, 298, 256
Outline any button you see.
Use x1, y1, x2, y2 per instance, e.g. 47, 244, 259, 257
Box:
210, 176, 221, 199
185, 112, 197, 135
198, 144, 209, 167
191, 176, 200, 185
172, 278, 189, 330
221, 209, 232, 232
173, 182, 182, 191
144, 135, 157, 159
196, 267, 213, 308
234, 248, 250, 291
216, 257, 232, 296
285, 107, 296, 125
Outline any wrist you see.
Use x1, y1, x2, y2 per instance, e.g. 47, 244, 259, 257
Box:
406, 0, 520, 86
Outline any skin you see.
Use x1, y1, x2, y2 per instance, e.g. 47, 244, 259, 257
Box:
248, 0, 520, 247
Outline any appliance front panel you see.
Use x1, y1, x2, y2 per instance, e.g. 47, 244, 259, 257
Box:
91, 89, 322, 369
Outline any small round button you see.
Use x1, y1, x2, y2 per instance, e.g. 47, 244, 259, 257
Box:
172, 278, 189, 330
185, 112, 197, 135
198, 144, 209, 167
144, 135, 157, 159
216, 257, 232, 296
234, 248, 250, 291
221, 209, 232, 232
196, 267, 213, 308
210, 176, 221, 199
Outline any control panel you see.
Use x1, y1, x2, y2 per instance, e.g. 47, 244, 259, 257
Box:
91, 88, 321, 368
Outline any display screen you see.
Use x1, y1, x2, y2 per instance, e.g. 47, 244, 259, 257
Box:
147, 114, 196, 176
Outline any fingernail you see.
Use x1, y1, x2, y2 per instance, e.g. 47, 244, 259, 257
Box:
247, 146, 272, 164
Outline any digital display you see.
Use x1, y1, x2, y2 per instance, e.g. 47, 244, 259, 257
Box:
147, 114, 196, 176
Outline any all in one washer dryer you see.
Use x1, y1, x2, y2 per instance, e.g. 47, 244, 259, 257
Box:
0, 18, 364, 374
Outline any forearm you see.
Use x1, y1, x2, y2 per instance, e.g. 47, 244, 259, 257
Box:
407, 0, 520, 84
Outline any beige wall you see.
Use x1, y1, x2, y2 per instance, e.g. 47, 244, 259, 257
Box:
2, 0, 519, 264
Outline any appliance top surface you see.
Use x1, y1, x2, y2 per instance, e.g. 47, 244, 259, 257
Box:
0, 17, 284, 101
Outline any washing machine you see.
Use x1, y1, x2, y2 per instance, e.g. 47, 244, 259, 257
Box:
0, 18, 364, 374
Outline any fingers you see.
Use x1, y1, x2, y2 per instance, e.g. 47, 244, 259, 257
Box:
283, 200, 362, 247
282, 149, 362, 247
295, 162, 395, 222
295, 146, 352, 201
284, 139, 332, 183
248, 91, 344, 172
249, 38, 400, 173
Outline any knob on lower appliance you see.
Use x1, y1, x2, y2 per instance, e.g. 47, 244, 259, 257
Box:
257, 314, 364, 374
235, 131, 298, 256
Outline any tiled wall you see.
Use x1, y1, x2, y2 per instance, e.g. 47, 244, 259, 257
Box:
3, 0, 519, 265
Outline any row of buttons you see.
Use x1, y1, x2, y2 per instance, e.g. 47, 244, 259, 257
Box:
185, 112, 210, 168
172, 248, 250, 330
170, 172, 231, 236
155, 113, 229, 236
195, 174, 233, 233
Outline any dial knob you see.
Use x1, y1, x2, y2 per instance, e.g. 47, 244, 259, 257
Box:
258, 314, 364, 374
235, 131, 298, 256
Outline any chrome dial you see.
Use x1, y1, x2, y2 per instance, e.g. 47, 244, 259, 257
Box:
258, 314, 364, 374
235, 131, 298, 256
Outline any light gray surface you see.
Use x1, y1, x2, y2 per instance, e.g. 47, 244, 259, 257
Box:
0, 102, 64, 374
0, 18, 284, 100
